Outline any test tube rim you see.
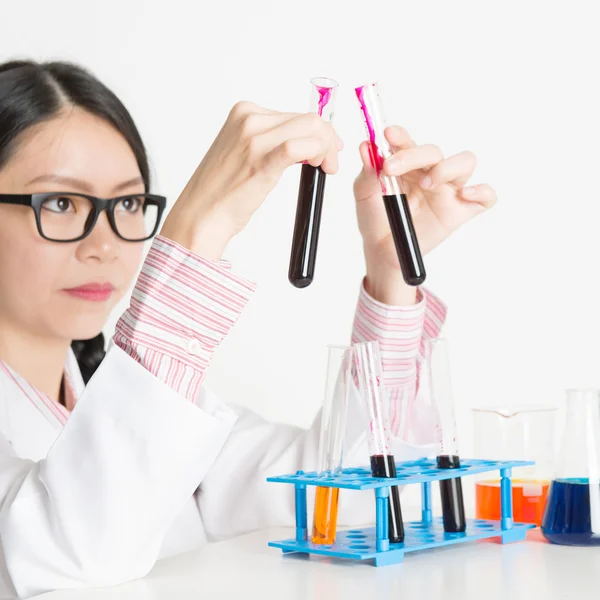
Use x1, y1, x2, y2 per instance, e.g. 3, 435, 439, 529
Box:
327, 343, 352, 351
354, 81, 380, 93
310, 76, 339, 89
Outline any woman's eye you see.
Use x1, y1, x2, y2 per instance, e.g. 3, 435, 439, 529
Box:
117, 196, 143, 213
42, 196, 74, 213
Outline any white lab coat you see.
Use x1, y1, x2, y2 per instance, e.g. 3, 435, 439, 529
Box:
0, 343, 434, 599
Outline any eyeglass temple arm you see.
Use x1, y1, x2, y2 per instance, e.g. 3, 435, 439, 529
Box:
0, 195, 31, 206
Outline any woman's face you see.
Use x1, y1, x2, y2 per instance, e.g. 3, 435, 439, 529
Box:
0, 107, 146, 342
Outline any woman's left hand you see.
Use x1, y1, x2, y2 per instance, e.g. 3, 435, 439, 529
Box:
354, 125, 497, 305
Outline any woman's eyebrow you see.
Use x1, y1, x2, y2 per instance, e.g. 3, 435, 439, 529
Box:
26, 174, 145, 194
112, 176, 145, 194
27, 174, 94, 192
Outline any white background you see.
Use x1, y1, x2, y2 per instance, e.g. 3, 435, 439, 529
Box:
1, 1, 599, 482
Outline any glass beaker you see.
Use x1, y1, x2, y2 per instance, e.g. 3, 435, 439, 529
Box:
472, 406, 556, 525
311, 345, 353, 545
541, 389, 600, 545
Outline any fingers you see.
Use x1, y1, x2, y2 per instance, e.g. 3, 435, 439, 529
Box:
229, 102, 333, 139
355, 127, 415, 201
265, 112, 343, 150
309, 144, 339, 173
231, 110, 300, 139
228, 100, 278, 118
419, 151, 477, 190
230, 103, 343, 172
353, 141, 382, 202
384, 126, 417, 151
358, 126, 416, 174
254, 112, 341, 174
383, 144, 444, 176
261, 136, 336, 182
358, 141, 376, 172
460, 183, 497, 209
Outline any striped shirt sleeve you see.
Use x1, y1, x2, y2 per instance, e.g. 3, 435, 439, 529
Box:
113, 235, 256, 403
351, 281, 447, 439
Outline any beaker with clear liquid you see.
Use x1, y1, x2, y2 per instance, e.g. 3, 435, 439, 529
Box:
541, 389, 600, 545
472, 406, 556, 526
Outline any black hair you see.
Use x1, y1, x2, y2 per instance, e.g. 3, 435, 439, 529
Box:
0, 59, 151, 384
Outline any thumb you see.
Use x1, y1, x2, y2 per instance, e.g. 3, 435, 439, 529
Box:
353, 141, 382, 202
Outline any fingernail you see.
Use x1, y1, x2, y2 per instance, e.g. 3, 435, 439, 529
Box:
420, 175, 432, 189
461, 187, 476, 199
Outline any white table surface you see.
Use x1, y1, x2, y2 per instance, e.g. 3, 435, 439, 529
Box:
38, 527, 599, 600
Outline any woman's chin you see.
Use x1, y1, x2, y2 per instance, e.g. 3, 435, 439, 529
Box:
51, 302, 113, 342
54, 319, 107, 344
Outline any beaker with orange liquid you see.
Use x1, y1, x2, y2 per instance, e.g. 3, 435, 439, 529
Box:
472, 406, 556, 526
311, 345, 353, 545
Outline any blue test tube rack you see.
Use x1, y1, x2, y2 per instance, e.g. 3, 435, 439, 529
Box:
267, 458, 536, 567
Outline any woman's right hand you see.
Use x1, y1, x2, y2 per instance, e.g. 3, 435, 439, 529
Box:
160, 101, 343, 260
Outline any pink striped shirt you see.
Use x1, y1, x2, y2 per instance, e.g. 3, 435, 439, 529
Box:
115, 235, 446, 435
113, 236, 256, 402
2, 234, 447, 432
0, 361, 70, 426
352, 286, 446, 440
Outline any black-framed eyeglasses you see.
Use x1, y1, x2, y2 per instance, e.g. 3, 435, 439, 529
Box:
0, 193, 167, 242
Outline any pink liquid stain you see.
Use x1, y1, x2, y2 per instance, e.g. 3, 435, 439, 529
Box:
315, 85, 334, 117
355, 85, 386, 175
369, 420, 391, 454
301, 84, 334, 165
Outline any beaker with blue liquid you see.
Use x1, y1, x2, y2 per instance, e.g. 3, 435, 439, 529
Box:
541, 389, 600, 545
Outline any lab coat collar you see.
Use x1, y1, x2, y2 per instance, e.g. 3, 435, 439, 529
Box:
0, 348, 84, 459
65, 346, 85, 402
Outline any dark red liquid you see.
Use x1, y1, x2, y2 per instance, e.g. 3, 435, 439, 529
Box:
437, 455, 466, 533
370, 454, 405, 543
288, 164, 326, 288
382, 194, 425, 286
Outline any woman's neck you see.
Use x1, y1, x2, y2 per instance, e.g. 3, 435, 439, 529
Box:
0, 322, 70, 403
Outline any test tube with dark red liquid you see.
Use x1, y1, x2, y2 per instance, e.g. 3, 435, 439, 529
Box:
288, 77, 338, 288
427, 338, 466, 533
354, 341, 405, 543
354, 83, 425, 287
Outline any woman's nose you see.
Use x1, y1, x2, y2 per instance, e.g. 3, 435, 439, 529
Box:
75, 212, 119, 262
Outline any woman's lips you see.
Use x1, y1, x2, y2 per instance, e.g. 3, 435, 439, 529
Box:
62, 283, 115, 302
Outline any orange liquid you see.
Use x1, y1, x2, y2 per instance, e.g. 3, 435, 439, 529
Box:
312, 486, 340, 544
476, 479, 550, 526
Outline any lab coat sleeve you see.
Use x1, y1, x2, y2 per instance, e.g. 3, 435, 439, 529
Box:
196, 283, 447, 540
113, 235, 257, 403
0, 234, 257, 599
0, 345, 237, 599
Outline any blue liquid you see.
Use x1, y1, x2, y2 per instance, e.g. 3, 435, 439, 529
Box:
541, 479, 600, 545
